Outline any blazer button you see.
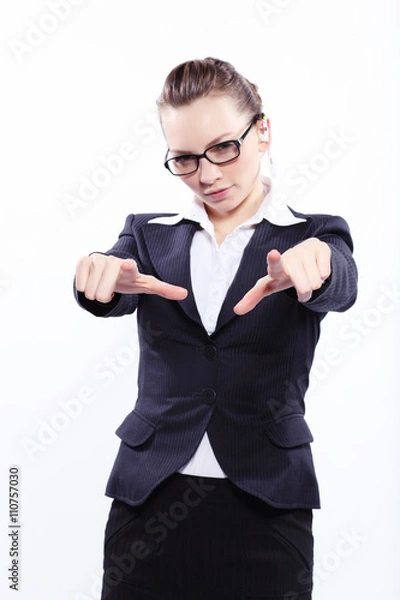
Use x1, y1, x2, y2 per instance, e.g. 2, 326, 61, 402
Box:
203, 345, 217, 359
201, 388, 216, 405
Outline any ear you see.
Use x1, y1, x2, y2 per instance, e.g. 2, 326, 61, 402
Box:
257, 116, 271, 152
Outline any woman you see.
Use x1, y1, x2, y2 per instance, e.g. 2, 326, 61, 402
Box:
74, 57, 357, 599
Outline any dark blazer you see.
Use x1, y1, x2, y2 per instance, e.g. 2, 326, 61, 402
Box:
75, 209, 357, 509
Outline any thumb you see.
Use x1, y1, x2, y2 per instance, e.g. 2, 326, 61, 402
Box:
266, 249, 286, 279
120, 259, 138, 272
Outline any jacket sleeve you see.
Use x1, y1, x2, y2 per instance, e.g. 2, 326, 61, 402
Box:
286, 213, 358, 313
73, 214, 141, 318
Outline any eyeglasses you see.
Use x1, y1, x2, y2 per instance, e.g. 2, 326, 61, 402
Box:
164, 119, 257, 176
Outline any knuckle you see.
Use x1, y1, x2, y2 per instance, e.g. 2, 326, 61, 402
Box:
90, 252, 105, 262
107, 255, 121, 265
83, 291, 95, 301
297, 284, 311, 296
255, 277, 267, 290
76, 256, 88, 268
323, 263, 332, 276
95, 294, 111, 303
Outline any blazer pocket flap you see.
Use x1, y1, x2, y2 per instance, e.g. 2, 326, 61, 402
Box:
265, 415, 314, 448
115, 409, 156, 447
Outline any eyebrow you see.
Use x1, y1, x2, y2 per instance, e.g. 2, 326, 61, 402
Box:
169, 131, 235, 155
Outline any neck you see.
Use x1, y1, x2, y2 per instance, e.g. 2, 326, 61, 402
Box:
205, 181, 265, 245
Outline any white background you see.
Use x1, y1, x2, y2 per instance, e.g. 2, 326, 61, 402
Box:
1, 0, 399, 598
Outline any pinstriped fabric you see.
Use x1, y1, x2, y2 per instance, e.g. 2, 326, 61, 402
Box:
74, 210, 357, 509
100, 475, 314, 599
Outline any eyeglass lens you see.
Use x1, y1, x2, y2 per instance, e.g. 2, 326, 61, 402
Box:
168, 141, 239, 175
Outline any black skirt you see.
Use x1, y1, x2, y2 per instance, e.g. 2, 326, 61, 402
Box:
100, 473, 314, 600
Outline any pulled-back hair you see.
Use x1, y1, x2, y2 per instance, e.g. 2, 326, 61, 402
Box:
157, 57, 263, 119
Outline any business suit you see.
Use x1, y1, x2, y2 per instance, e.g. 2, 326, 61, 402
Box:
75, 208, 357, 514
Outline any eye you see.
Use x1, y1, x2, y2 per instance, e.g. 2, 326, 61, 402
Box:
172, 155, 195, 165
212, 141, 236, 153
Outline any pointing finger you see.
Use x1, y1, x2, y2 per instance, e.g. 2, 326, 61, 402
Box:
139, 275, 188, 301
233, 276, 272, 315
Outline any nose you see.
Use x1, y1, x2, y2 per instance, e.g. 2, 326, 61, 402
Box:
198, 157, 222, 185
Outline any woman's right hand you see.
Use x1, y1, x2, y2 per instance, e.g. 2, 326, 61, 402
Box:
75, 253, 188, 304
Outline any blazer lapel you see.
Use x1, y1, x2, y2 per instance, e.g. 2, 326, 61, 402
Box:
142, 220, 203, 327
215, 220, 294, 332
142, 218, 304, 335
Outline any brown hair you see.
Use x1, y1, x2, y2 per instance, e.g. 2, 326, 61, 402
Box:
156, 57, 263, 119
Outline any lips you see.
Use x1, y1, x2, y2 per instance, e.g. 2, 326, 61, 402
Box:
205, 186, 232, 200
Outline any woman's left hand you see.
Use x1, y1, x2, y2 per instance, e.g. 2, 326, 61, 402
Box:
233, 238, 331, 315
